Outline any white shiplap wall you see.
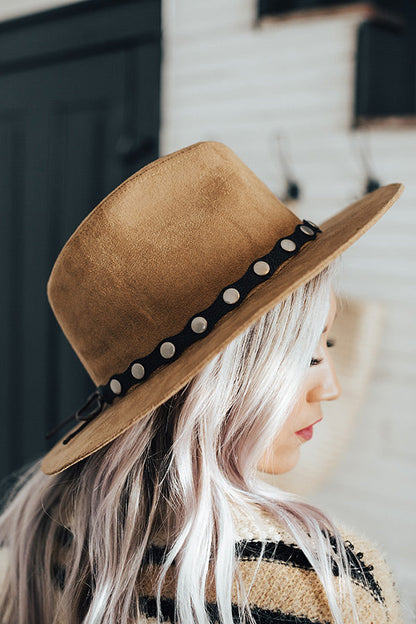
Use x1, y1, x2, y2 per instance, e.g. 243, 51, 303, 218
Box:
160, 2, 416, 621
1, 0, 415, 621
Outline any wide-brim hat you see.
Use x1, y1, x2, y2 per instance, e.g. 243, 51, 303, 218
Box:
41, 140, 404, 475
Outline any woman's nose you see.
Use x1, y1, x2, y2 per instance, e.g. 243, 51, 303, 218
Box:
322, 362, 342, 401
308, 358, 342, 403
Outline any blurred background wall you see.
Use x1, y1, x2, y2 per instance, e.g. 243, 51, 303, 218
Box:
0, 0, 414, 621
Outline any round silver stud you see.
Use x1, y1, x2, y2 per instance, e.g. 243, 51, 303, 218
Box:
131, 363, 145, 380
305, 220, 318, 229
253, 260, 270, 276
160, 341, 176, 359
110, 379, 122, 395
191, 316, 208, 334
280, 239, 296, 252
300, 224, 314, 236
223, 287, 240, 304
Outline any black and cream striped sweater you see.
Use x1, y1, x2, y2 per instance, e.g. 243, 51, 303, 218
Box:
136, 501, 403, 623
0, 500, 403, 623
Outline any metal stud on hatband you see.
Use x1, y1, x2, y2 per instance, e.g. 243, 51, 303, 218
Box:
300, 224, 314, 236
191, 316, 208, 334
110, 379, 122, 395
131, 363, 145, 380
160, 341, 176, 359
304, 220, 318, 229
223, 287, 240, 304
253, 260, 270, 276
280, 239, 296, 252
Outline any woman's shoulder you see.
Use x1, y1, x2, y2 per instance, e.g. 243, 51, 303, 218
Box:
228, 499, 404, 624
335, 520, 404, 624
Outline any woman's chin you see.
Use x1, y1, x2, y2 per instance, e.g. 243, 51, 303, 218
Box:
257, 447, 300, 475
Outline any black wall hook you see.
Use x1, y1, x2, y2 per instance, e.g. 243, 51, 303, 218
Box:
271, 133, 302, 202
352, 131, 381, 195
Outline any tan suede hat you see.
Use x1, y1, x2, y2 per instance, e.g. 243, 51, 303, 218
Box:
41, 140, 404, 475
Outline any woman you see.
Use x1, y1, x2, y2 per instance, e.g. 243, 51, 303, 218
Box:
0, 141, 405, 624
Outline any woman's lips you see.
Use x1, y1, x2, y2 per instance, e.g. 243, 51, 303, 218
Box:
295, 418, 322, 441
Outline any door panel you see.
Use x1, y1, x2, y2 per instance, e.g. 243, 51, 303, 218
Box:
0, 1, 161, 477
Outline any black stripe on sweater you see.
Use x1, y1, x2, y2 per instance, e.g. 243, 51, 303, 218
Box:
238, 539, 383, 604
144, 538, 383, 604
138, 595, 330, 624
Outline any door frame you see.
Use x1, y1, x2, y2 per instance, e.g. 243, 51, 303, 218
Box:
0, 0, 161, 73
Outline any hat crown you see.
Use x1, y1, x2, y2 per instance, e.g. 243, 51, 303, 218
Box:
47, 141, 300, 386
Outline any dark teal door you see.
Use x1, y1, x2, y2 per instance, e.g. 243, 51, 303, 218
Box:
0, 0, 161, 479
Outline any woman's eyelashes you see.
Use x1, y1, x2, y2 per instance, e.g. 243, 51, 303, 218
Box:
310, 357, 322, 366
310, 338, 336, 366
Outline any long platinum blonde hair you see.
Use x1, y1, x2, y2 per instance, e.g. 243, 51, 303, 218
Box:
0, 264, 361, 624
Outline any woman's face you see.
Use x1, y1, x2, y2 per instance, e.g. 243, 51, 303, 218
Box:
257, 290, 341, 475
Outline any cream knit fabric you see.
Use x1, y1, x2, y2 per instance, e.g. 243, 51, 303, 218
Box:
136, 500, 403, 623
227, 501, 403, 623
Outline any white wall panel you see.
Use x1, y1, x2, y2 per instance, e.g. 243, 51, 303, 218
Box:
160, 2, 416, 621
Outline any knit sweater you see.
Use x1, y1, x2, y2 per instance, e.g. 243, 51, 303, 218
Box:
136, 501, 403, 624
0, 500, 403, 623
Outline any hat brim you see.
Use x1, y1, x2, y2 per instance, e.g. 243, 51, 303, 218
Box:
41, 182, 404, 475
